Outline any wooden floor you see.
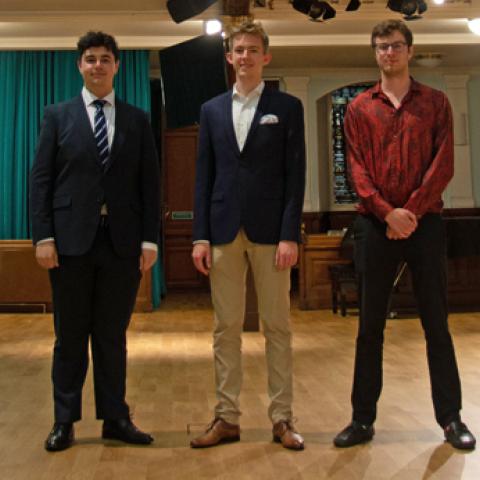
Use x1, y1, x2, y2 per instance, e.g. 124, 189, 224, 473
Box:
1, 293, 480, 480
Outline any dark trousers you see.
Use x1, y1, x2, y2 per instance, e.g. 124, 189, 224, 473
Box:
49, 224, 141, 423
351, 214, 462, 428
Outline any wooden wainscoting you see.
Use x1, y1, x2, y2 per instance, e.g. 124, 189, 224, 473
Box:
0, 240, 152, 313
298, 234, 351, 310
299, 226, 480, 312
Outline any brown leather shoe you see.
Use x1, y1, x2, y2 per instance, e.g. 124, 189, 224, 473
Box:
273, 420, 305, 450
190, 418, 240, 448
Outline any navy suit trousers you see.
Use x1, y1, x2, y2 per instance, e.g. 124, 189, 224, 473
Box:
49, 223, 141, 422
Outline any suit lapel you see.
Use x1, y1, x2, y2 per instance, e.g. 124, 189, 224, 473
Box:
224, 91, 240, 156
242, 88, 271, 152
104, 98, 129, 173
71, 95, 101, 169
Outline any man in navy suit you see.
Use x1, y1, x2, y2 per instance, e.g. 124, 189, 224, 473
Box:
191, 21, 306, 450
30, 31, 159, 451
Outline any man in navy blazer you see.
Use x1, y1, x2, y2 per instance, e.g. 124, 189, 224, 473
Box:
191, 21, 306, 450
30, 31, 159, 451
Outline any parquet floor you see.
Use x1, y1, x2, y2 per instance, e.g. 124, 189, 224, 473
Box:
0, 293, 479, 479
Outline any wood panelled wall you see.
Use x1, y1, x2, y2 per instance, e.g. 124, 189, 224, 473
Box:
0, 241, 152, 313
299, 218, 480, 311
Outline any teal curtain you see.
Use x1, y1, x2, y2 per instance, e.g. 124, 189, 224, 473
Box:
0, 51, 83, 239
0, 49, 165, 307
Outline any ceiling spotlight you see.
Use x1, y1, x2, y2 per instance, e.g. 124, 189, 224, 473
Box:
468, 18, 480, 36
432, 0, 444, 4
204, 19, 223, 35
310, 1, 336, 20
291, 0, 336, 21
417, 0, 427, 14
387, 0, 427, 20
346, 0, 361, 11
167, 0, 217, 24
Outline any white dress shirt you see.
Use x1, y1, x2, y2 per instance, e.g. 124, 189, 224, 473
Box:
232, 81, 264, 151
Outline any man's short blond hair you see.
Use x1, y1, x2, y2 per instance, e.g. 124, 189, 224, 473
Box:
227, 20, 269, 53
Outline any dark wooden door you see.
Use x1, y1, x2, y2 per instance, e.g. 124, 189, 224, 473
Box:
163, 126, 208, 289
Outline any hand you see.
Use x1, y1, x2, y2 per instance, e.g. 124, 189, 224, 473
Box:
275, 241, 298, 270
35, 241, 59, 269
192, 243, 211, 276
139, 248, 157, 273
386, 226, 404, 240
385, 208, 417, 239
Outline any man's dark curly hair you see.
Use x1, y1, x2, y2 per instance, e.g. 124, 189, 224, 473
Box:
77, 31, 120, 61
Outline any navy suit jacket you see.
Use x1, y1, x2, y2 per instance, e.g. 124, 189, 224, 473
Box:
193, 87, 306, 245
30, 95, 160, 257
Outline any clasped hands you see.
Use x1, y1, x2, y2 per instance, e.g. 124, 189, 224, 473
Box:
385, 208, 419, 240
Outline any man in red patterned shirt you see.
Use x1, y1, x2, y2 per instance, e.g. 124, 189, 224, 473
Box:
333, 19, 475, 450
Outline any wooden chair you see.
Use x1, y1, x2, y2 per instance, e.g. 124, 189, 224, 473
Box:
328, 226, 357, 316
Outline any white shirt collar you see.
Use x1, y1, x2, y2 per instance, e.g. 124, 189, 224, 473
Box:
82, 86, 115, 107
232, 81, 265, 101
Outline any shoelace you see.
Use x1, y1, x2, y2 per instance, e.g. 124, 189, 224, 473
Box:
276, 416, 299, 433
186, 418, 218, 435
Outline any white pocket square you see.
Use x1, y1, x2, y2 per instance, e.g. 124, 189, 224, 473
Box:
259, 114, 279, 125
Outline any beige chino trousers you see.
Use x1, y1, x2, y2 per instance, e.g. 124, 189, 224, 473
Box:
210, 229, 293, 425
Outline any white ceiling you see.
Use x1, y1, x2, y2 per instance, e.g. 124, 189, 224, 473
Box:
1, 0, 479, 69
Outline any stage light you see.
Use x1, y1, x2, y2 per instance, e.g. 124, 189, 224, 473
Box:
205, 19, 223, 35
468, 18, 480, 35
387, 0, 427, 20
291, 0, 336, 21
167, 0, 217, 24
346, 0, 361, 11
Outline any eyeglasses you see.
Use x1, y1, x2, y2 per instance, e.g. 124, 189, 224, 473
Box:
374, 41, 407, 53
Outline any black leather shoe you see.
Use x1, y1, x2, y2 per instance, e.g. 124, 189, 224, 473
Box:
45, 423, 74, 451
102, 418, 154, 445
334, 421, 374, 448
444, 421, 476, 450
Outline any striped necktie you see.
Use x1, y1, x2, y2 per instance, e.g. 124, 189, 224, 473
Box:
93, 99, 109, 169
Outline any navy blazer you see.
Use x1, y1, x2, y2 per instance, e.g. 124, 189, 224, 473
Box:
30, 95, 160, 257
193, 87, 306, 245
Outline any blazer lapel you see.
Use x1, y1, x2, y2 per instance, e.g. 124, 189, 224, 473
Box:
104, 98, 128, 173
224, 91, 240, 156
242, 88, 271, 152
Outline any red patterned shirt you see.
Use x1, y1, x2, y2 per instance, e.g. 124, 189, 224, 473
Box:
344, 78, 454, 221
